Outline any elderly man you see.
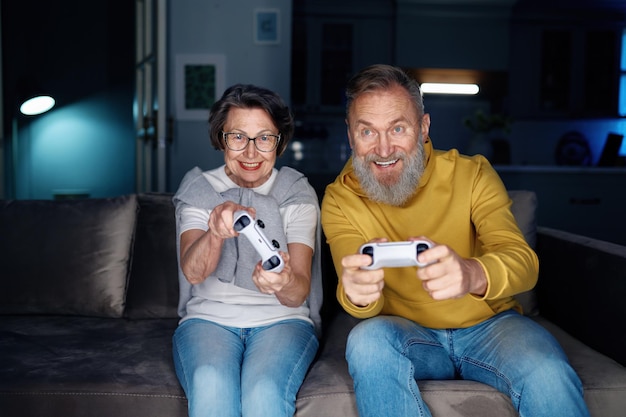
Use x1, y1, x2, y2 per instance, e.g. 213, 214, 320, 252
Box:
321, 64, 589, 417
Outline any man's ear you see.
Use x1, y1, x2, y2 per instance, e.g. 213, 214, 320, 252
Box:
421, 113, 431, 142
345, 119, 354, 148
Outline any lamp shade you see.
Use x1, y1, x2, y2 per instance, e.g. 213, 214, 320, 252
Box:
19, 95, 55, 116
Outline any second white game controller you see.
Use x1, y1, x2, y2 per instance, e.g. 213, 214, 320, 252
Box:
359, 240, 433, 270
233, 210, 284, 273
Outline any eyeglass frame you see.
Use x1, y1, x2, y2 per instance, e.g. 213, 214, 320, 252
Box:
222, 131, 281, 152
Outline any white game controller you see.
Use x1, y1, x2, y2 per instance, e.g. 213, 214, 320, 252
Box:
359, 240, 433, 270
233, 210, 284, 273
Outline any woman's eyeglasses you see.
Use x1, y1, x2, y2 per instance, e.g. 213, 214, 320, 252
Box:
222, 132, 281, 152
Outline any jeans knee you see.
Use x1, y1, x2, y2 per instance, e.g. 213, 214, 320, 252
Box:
243, 376, 293, 417
529, 356, 582, 392
346, 317, 403, 368
513, 357, 588, 416
191, 364, 221, 394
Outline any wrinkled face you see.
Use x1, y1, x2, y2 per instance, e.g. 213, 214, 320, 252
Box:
223, 107, 278, 188
346, 84, 430, 205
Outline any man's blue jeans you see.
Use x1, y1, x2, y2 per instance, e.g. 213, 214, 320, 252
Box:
172, 318, 318, 417
346, 310, 590, 417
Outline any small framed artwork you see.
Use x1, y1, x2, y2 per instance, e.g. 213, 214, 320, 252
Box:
175, 54, 226, 120
254, 8, 280, 45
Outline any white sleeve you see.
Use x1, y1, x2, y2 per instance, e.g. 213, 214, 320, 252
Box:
179, 206, 211, 235
282, 203, 318, 251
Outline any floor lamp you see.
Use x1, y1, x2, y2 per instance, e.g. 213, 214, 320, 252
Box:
6, 93, 55, 199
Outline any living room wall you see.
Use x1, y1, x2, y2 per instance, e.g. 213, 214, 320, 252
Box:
395, 0, 626, 165
4, 0, 624, 200
167, 0, 293, 192
1, 0, 135, 200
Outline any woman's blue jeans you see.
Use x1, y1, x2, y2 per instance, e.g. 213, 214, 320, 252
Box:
346, 310, 590, 417
172, 318, 318, 417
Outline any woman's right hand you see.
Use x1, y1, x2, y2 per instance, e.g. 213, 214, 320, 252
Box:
208, 201, 255, 240
180, 201, 253, 284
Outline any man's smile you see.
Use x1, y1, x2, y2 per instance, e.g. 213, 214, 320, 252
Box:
374, 159, 399, 168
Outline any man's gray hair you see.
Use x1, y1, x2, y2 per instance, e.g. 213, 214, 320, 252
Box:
345, 64, 425, 117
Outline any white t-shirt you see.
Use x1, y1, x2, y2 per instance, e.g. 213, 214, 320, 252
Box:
179, 166, 318, 328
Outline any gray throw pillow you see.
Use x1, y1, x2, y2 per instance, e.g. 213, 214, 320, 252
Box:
508, 190, 539, 316
0, 195, 138, 318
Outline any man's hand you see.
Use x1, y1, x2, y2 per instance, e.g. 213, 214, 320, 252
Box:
415, 238, 487, 300
340, 252, 386, 307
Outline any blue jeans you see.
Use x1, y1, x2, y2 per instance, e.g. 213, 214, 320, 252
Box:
346, 310, 590, 417
172, 318, 318, 417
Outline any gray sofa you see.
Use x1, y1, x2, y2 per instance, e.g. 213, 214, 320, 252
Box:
1, 190, 625, 417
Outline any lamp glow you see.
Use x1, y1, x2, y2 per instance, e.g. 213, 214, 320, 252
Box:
420, 83, 479, 95
19, 95, 56, 116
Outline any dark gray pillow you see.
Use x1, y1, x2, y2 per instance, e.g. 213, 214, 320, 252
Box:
0, 195, 138, 317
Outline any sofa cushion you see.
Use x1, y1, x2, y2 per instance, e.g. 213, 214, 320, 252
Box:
533, 316, 626, 417
125, 193, 179, 319
296, 312, 519, 417
0, 315, 187, 417
507, 190, 539, 316
0, 195, 137, 318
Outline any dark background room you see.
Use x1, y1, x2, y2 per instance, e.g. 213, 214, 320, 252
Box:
2, 0, 626, 244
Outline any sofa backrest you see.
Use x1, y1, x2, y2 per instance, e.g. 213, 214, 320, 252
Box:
125, 193, 179, 319
0, 193, 181, 320
0, 189, 538, 321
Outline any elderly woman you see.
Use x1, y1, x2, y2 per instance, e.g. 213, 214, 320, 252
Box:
172, 84, 322, 417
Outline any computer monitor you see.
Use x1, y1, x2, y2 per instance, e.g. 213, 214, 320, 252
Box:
597, 133, 624, 167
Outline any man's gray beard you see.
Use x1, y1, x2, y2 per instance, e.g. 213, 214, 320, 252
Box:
352, 140, 425, 207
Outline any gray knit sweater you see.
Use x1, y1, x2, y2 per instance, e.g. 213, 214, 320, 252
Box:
172, 166, 323, 337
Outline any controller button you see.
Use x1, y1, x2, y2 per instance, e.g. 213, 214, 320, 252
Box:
263, 255, 282, 270
234, 215, 250, 230
361, 245, 374, 257
416, 243, 429, 254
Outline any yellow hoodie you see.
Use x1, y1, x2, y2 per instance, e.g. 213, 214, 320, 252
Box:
321, 140, 538, 329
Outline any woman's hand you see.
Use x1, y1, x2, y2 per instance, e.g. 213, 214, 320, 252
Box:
208, 201, 255, 240
253, 251, 293, 295
253, 243, 313, 307
180, 201, 253, 284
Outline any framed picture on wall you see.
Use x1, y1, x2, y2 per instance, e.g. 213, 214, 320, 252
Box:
175, 54, 226, 120
254, 8, 280, 45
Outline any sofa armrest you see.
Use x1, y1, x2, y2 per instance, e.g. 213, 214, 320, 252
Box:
536, 226, 626, 366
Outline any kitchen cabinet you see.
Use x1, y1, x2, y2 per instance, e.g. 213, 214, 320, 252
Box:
509, 3, 624, 119
291, 1, 394, 114
496, 165, 626, 245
